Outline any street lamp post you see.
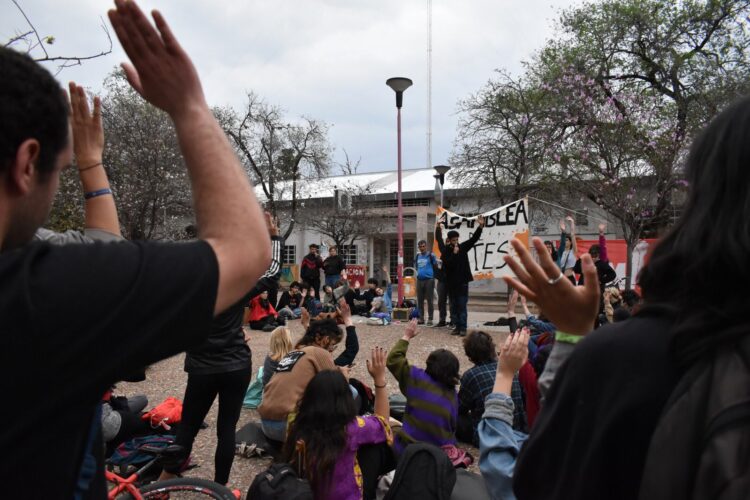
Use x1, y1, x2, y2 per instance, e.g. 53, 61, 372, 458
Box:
386, 77, 413, 308
433, 164, 451, 207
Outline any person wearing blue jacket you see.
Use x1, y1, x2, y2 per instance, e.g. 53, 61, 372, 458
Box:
414, 239, 438, 325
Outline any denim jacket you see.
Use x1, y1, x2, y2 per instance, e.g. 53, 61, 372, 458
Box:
478, 393, 529, 500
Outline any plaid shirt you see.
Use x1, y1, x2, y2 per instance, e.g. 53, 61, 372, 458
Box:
459, 361, 527, 438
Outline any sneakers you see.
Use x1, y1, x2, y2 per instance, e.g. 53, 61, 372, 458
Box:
426, 320, 433, 326
446, 322, 455, 329
450, 328, 461, 336
435, 321, 447, 327
459, 330, 467, 337
417, 320, 425, 325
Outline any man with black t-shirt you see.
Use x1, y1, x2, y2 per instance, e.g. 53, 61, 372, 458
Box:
0, 2, 270, 498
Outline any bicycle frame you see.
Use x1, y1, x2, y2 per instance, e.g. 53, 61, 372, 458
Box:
106, 456, 159, 500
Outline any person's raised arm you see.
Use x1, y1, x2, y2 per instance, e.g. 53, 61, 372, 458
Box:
461, 214, 485, 251
366, 346, 389, 420
386, 318, 418, 393
557, 219, 566, 269
334, 299, 359, 367
108, 1, 270, 315
435, 220, 447, 254
566, 216, 579, 256
598, 223, 609, 263
69, 82, 121, 237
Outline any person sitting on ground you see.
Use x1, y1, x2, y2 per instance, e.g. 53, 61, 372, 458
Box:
277, 281, 304, 320
248, 290, 284, 331
602, 287, 632, 323
283, 347, 395, 500
258, 301, 358, 442
368, 266, 393, 325
352, 277, 379, 316
262, 326, 293, 388
457, 331, 527, 448
621, 288, 642, 315
477, 328, 531, 500
573, 239, 616, 291
387, 319, 459, 455
320, 270, 350, 312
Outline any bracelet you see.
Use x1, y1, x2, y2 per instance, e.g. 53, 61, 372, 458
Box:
78, 162, 103, 172
84, 188, 113, 200
555, 331, 584, 344
374, 383, 387, 388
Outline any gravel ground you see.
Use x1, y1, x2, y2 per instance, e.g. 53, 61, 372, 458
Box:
117, 317, 510, 497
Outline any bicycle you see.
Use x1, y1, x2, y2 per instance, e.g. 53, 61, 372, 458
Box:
106, 443, 237, 499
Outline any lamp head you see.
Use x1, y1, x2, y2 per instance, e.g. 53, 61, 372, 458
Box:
386, 77, 413, 108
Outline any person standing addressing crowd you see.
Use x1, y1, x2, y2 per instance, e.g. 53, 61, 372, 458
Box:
0, 1, 271, 497
435, 215, 485, 337
414, 239, 438, 325
323, 245, 346, 288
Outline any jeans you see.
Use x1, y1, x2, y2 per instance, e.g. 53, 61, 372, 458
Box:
437, 279, 449, 323
166, 368, 252, 485
416, 278, 435, 322
260, 418, 287, 442
449, 283, 469, 330
277, 307, 301, 320
325, 274, 341, 288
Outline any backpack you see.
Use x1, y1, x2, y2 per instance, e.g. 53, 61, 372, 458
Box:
141, 397, 182, 430
109, 434, 180, 468
638, 334, 750, 500
384, 443, 456, 500
247, 463, 313, 500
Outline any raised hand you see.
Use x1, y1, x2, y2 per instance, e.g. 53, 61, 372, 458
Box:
338, 298, 352, 326
402, 318, 419, 341
503, 237, 599, 335
69, 82, 103, 167
108, 0, 206, 119
354, 280, 361, 289
341, 269, 348, 280
559, 219, 566, 232
499, 328, 530, 376
264, 212, 279, 237
566, 215, 576, 233
477, 214, 486, 227
366, 346, 387, 386
598, 223, 606, 234
508, 289, 519, 313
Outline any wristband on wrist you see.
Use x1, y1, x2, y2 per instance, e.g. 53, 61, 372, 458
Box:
84, 188, 113, 200
555, 331, 584, 344
78, 162, 103, 172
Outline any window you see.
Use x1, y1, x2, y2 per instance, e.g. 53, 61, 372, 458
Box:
339, 245, 358, 265
282, 245, 297, 265
362, 198, 431, 209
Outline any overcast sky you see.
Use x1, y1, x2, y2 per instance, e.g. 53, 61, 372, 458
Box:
2, 0, 579, 173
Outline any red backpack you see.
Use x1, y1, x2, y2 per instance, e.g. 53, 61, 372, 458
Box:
141, 397, 183, 430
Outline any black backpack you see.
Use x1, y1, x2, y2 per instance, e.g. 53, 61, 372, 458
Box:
384, 443, 456, 500
638, 334, 750, 500
247, 462, 313, 500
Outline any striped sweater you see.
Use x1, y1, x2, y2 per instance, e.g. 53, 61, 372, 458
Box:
387, 339, 458, 454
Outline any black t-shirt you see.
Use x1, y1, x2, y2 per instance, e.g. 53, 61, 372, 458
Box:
0, 240, 218, 499
514, 313, 680, 500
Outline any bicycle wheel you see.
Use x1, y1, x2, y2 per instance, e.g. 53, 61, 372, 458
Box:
134, 477, 237, 499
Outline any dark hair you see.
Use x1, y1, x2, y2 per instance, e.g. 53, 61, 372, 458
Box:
283, 370, 357, 497
309, 243, 319, 249
425, 349, 460, 389
290, 281, 301, 290
0, 48, 69, 177
613, 307, 631, 323
447, 230, 460, 240
543, 240, 559, 262
367, 278, 378, 286
296, 318, 343, 348
463, 331, 497, 365
588, 244, 600, 258
621, 289, 640, 308
639, 97, 750, 365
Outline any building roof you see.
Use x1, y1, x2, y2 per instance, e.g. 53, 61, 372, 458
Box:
255, 167, 460, 202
